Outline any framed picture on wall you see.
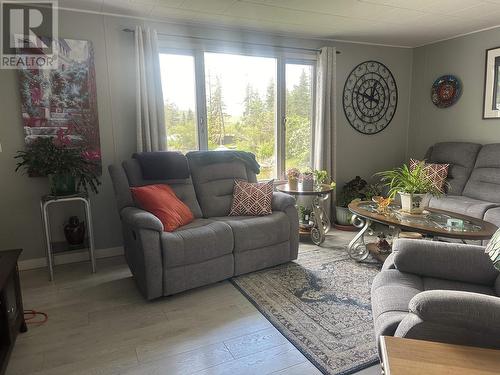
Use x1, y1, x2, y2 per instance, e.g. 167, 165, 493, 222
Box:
483, 46, 500, 119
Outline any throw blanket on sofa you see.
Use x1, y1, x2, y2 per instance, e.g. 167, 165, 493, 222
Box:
132, 152, 190, 180
186, 151, 260, 175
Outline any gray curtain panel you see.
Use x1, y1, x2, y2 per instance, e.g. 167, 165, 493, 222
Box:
313, 46, 337, 217
135, 26, 166, 152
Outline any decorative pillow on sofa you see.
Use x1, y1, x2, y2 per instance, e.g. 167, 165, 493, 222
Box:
229, 180, 274, 216
410, 158, 449, 192
130, 184, 194, 232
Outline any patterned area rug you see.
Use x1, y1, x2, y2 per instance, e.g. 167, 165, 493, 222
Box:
231, 235, 381, 375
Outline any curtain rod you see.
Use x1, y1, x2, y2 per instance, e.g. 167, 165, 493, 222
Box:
122, 28, 341, 54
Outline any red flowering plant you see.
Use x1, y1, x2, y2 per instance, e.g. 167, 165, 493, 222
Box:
15, 129, 101, 195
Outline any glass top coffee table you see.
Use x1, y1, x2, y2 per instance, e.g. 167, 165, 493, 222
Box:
347, 200, 498, 261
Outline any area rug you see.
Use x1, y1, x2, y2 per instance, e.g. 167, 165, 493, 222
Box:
231, 237, 381, 375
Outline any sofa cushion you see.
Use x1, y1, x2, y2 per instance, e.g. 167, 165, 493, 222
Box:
425, 142, 481, 195
463, 143, 500, 203
123, 159, 203, 218
371, 270, 423, 320
428, 195, 498, 219
423, 277, 497, 296
131, 184, 194, 232
161, 219, 233, 268
213, 212, 290, 252
229, 180, 273, 216
410, 158, 449, 193
187, 156, 258, 218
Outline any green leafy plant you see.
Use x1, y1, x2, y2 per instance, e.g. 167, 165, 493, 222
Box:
338, 176, 368, 207
15, 136, 101, 194
376, 162, 443, 198
362, 183, 383, 201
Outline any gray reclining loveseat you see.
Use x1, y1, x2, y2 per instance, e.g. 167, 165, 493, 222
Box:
109, 151, 298, 300
372, 239, 500, 351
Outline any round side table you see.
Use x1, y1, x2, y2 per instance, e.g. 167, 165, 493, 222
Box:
275, 183, 333, 245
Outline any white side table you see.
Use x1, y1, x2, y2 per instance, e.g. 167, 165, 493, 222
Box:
40, 193, 96, 281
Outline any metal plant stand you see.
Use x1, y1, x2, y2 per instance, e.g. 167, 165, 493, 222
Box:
276, 183, 333, 245
40, 193, 96, 281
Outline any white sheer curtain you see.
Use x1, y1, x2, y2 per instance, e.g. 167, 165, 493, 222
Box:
135, 26, 166, 152
313, 46, 336, 216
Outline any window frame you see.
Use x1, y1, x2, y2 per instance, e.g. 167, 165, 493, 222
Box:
158, 42, 317, 179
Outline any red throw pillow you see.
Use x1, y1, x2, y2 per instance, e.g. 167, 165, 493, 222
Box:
130, 184, 194, 232
409, 158, 450, 193
229, 179, 274, 216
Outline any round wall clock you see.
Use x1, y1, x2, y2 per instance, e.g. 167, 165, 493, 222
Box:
343, 60, 398, 135
431, 75, 461, 108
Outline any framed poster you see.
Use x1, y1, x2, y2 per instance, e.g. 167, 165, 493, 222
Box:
483, 46, 500, 119
18, 38, 102, 172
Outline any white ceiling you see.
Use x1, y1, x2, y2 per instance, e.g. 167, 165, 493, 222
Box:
58, 0, 500, 47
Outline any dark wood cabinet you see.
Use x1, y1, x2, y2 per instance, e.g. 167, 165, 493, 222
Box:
0, 249, 26, 375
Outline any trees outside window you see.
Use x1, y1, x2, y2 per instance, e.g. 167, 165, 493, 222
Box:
159, 50, 315, 180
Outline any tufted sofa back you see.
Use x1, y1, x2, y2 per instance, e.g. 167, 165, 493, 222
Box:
187, 154, 257, 218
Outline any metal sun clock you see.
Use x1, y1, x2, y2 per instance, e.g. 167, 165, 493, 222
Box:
343, 60, 398, 135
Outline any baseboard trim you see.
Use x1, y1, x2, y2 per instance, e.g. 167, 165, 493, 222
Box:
18, 246, 124, 271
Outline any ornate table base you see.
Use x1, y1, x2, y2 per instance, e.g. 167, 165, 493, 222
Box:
347, 215, 371, 261
309, 195, 331, 245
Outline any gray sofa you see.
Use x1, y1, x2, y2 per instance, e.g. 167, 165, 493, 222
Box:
109, 152, 299, 300
372, 239, 500, 350
424, 142, 500, 235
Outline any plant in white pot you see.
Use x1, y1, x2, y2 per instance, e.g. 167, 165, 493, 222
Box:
376, 162, 443, 214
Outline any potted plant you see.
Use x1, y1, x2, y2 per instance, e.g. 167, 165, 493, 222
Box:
286, 168, 300, 190
336, 176, 368, 226
15, 132, 101, 196
313, 169, 336, 191
300, 170, 314, 190
376, 161, 442, 214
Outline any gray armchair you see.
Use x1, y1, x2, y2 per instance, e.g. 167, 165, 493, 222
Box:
371, 239, 500, 351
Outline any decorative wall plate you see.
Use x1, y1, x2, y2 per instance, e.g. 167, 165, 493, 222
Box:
431, 75, 462, 108
343, 60, 398, 135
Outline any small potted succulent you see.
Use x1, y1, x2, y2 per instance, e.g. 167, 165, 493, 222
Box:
376, 161, 442, 214
15, 130, 101, 196
300, 170, 314, 190
286, 168, 300, 190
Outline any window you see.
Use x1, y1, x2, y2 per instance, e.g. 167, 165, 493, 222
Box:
204, 53, 277, 179
285, 63, 313, 172
159, 49, 315, 180
159, 54, 198, 153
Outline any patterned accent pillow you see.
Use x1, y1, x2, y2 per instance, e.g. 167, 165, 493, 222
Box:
485, 228, 500, 271
409, 158, 450, 193
229, 179, 274, 216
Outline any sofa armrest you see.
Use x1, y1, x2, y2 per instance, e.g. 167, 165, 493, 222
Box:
272, 192, 295, 212
394, 290, 500, 348
409, 290, 500, 328
121, 207, 164, 232
393, 239, 498, 285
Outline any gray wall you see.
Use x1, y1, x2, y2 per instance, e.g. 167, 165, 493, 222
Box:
409, 27, 500, 159
0, 10, 413, 261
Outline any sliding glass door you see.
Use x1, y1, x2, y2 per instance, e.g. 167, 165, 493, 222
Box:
159, 49, 315, 180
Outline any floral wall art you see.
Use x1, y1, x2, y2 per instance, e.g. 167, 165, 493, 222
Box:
18, 38, 101, 172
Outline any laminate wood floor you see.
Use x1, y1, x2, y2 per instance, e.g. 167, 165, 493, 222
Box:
7, 234, 380, 375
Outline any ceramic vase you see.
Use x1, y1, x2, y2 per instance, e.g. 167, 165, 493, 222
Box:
64, 216, 85, 245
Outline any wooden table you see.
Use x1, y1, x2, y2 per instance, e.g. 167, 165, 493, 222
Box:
380, 336, 500, 375
347, 200, 498, 261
